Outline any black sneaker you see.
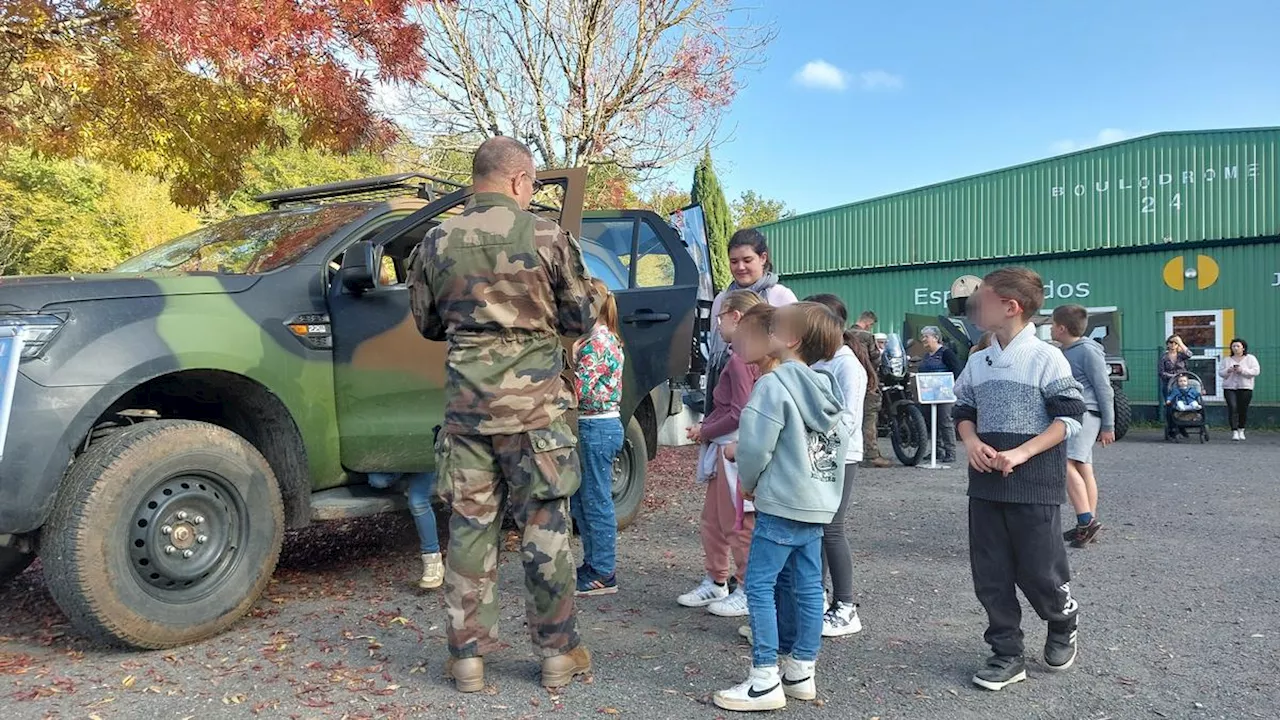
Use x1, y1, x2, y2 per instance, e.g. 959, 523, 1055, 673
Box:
1062, 526, 1083, 543
1044, 628, 1078, 671
1070, 519, 1102, 548
972, 655, 1027, 691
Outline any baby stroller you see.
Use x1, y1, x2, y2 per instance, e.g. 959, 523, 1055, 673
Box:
1164, 372, 1209, 443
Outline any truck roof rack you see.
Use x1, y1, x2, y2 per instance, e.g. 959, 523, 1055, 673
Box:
252, 173, 468, 209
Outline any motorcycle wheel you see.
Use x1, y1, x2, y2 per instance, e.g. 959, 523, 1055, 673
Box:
890, 402, 929, 467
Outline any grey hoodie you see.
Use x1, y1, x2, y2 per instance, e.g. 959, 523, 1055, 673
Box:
1061, 338, 1116, 431
737, 361, 854, 525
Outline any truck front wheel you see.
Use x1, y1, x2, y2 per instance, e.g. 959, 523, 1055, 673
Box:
43, 420, 284, 649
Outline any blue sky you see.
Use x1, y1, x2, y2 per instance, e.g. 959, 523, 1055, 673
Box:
712, 0, 1280, 214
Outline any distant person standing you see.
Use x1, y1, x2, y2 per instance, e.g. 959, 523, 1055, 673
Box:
854, 312, 891, 468
1159, 336, 1192, 395
408, 137, 601, 693
1219, 338, 1260, 441
1051, 305, 1114, 549
918, 326, 962, 464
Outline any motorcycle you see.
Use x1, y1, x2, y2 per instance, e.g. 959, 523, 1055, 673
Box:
877, 333, 929, 466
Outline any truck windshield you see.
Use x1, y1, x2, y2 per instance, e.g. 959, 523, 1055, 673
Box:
115, 203, 376, 274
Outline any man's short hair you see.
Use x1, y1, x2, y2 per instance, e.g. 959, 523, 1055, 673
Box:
983, 266, 1044, 319
858, 310, 877, 324
777, 302, 844, 365
472, 136, 534, 183
1051, 304, 1089, 337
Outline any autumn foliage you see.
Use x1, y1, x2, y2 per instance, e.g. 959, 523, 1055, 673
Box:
0, 0, 434, 205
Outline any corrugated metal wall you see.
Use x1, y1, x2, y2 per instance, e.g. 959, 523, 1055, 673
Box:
783, 241, 1280, 406
763, 128, 1280, 275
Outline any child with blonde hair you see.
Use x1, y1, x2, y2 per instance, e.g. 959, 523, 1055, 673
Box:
677, 291, 765, 616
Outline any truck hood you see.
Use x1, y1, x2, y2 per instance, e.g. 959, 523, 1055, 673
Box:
0, 273, 260, 311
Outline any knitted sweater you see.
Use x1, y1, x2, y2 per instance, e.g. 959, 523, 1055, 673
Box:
952, 324, 1086, 505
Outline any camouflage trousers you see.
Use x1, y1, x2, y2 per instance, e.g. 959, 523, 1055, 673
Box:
436, 419, 582, 659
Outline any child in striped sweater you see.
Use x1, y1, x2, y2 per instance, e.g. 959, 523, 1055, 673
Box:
952, 267, 1086, 692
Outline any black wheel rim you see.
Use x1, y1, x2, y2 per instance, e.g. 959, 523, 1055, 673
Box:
611, 438, 635, 500
127, 473, 248, 602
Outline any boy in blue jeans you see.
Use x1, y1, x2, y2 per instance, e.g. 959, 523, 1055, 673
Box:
713, 303, 854, 712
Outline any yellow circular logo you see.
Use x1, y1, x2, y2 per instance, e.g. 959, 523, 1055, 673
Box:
1162, 254, 1219, 291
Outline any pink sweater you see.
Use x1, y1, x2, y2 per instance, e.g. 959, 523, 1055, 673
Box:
701, 352, 758, 440
1219, 354, 1260, 390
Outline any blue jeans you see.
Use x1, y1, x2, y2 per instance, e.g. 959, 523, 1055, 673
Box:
368, 472, 440, 554
570, 417, 624, 577
745, 512, 825, 667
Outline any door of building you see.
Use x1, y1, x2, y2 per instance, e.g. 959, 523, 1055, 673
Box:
1164, 309, 1228, 401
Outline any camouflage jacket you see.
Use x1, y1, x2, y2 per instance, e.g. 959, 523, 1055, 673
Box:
407, 192, 601, 436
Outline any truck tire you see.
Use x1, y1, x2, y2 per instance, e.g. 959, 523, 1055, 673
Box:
42, 420, 284, 649
0, 546, 35, 587
612, 417, 648, 530
1112, 384, 1132, 441
891, 402, 929, 467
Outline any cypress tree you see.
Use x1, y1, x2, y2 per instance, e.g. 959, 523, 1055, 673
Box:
690, 148, 733, 291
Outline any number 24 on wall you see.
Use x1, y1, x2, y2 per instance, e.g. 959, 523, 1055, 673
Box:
1141, 194, 1182, 213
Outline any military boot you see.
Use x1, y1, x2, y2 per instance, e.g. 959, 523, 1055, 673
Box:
445, 656, 485, 693
541, 645, 592, 689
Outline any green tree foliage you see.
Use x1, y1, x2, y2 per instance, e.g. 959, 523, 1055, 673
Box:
690, 149, 733, 291
0, 150, 199, 275
732, 190, 791, 229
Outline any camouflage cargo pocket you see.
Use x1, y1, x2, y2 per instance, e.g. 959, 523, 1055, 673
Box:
434, 429, 454, 504
526, 418, 581, 500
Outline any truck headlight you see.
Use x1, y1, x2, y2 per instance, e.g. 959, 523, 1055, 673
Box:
0, 313, 67, 359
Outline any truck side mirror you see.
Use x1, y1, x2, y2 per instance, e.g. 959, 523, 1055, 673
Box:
340, 241, 377, 295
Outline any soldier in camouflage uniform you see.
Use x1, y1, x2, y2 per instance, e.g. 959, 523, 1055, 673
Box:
407, 137, 602, 693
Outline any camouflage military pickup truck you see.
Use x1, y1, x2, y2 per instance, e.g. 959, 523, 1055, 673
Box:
0, 169, 701, 649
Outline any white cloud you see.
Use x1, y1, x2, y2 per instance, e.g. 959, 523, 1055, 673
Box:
793, 61, 904, 93
857, 69, 904, 91
794, 60, 847, 91
1050, 128, 1137, 154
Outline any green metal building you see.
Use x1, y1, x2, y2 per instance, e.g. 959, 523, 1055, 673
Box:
761, 127, 1280, 422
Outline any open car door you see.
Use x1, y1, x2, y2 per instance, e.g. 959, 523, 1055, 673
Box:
579, 209, 699, 423
326, 169, 586, 474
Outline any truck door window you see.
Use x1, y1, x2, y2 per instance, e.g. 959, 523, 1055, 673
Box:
634, 219, 675, 288
580, 218, 633, 291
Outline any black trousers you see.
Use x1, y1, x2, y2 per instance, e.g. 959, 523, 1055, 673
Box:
969, 498, 1079, 657
1224, 389, 1253, 430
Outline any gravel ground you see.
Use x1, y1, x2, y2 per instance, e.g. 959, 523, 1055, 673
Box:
2, 428, 1278, 720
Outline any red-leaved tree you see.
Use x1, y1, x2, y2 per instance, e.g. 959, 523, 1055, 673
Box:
0, 0, 434, 205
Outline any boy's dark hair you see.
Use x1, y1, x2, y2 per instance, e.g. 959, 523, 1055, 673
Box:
858, 310, 877, 324
1051, 303, 1089, 337
983, 266, 1044, 319
804, 293, 849, 324
777, 302, 844, 365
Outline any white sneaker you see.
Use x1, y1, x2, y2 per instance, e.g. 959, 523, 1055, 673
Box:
1241, 430, 1247, 440
1232, 430, 1242, 441
738, 624, 752, 643
821, 601, 863, 638
713, 666, 786, 712
418, 552, 444, 590
779, 655, 816, 701
677, 577, 729, 608
708, 587, 750, 617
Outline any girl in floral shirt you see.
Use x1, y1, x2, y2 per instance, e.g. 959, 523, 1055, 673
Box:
571, 279, 626, 595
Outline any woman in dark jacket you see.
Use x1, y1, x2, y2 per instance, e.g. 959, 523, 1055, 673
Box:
918, 326, 962, 463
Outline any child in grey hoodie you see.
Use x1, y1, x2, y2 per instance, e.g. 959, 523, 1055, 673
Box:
713, 303, 854, 713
